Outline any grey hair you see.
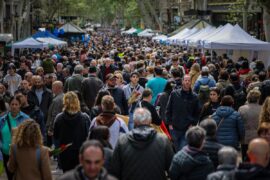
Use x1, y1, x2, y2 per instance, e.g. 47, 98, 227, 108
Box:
74, 65, 84, 74
218, 146, 238, 165
133, 108, 152, 125
185, 126, 206, 148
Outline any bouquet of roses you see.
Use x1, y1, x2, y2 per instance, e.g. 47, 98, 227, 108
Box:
49, 143, 72, 157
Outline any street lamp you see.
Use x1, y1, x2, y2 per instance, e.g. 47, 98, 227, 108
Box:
14, 12, 20, 41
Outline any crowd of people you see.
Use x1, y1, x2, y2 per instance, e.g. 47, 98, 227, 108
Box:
0, 31, 270, 180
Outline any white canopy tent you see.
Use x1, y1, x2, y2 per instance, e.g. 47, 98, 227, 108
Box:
152, 35, 168, 42
138, 29, 155, 37
12, 37, 48, 55
173, 28, 199, 45
36, 37, 67, 47
203, 24, 270, 66
59, 22, 86, 34
203, 24, 270, 50
188, 26, 223, 48
121, 27, 137, 34
167, 28, 190, 43
183, 26, 216, 46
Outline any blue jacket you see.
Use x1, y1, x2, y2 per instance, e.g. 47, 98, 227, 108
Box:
211, 106, 245, 148
0, 111, 29, 149
193, 76, 216, 93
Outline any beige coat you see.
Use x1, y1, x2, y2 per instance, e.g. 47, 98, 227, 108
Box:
238, 103, 262, 144
8, 145, 52, 180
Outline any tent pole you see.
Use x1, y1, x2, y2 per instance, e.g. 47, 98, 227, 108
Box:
211, 49, 213, 61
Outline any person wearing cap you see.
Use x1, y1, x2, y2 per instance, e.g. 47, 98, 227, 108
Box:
193, 66, 216, 94
102, 73, 128, 115
3, 64, 22, 96
81, 66, 104, 109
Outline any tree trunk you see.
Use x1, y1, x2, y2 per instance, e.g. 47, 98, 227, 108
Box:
145, 0, 162, 30
136, 0, 154, 29
263, 6, 270, 42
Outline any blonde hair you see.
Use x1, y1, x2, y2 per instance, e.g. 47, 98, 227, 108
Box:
259, 97, 270, 124
13, 120, 43, 148
191, 63, 200, 72
63, 91, 80, 114
114, 71, 123, 83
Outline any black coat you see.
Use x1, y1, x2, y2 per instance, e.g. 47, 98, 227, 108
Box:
170, 146, 214, 180
230, 163, 270, 180
103, 86, 128, 115
27, 87, 53, 123
202, 137, 224, 169
54, 111, 91, 172
166, 89, 200, 131
81, 75, 103, 109
111, 125, 174, 180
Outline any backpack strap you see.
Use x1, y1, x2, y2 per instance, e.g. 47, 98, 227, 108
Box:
36, 146, 41, 172
12, 144, 17, 164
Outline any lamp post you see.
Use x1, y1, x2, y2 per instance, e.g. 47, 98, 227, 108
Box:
14, 12, 19, 41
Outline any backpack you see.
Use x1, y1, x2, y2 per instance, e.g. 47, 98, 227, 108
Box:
232, 86, 246, 110
198, 79, 211, 104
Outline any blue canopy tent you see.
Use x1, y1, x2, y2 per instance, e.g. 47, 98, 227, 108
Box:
32, 30, 60, 39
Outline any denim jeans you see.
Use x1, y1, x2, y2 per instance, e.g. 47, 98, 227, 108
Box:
170, 129, 187, 152
128, 112, 134, 130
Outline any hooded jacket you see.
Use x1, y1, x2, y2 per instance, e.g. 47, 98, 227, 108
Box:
111, 125, 174, 180
211, 106, 245, 148
169, 146, 214, 180
90, 112, 128, 149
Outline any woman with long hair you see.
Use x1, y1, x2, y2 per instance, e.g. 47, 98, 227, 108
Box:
259, 97, 270, 124
53, 91, 91, 172
8, 120, 52, 180
200, 87, 221, 121
0, 96, 29, 180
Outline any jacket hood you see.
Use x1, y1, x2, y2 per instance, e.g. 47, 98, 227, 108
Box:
215, 106, 235, 118
183, 146, 211, 165
95, 112, 116, 127
63, 111, 82, 125
127, 125, 157, 149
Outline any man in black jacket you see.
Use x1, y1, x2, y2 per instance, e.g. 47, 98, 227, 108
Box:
200, 118, 224, 168
166, 75, 200, 151
27, 75, 53, 124
81, 66, 103, 109
111, 108, 174, 180
102, 73, 128, 115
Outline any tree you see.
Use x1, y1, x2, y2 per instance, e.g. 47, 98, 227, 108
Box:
257, 0, 270, 42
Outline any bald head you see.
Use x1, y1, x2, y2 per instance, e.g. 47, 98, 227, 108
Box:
248, 138, 270, 167
52, 81, 63, 95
